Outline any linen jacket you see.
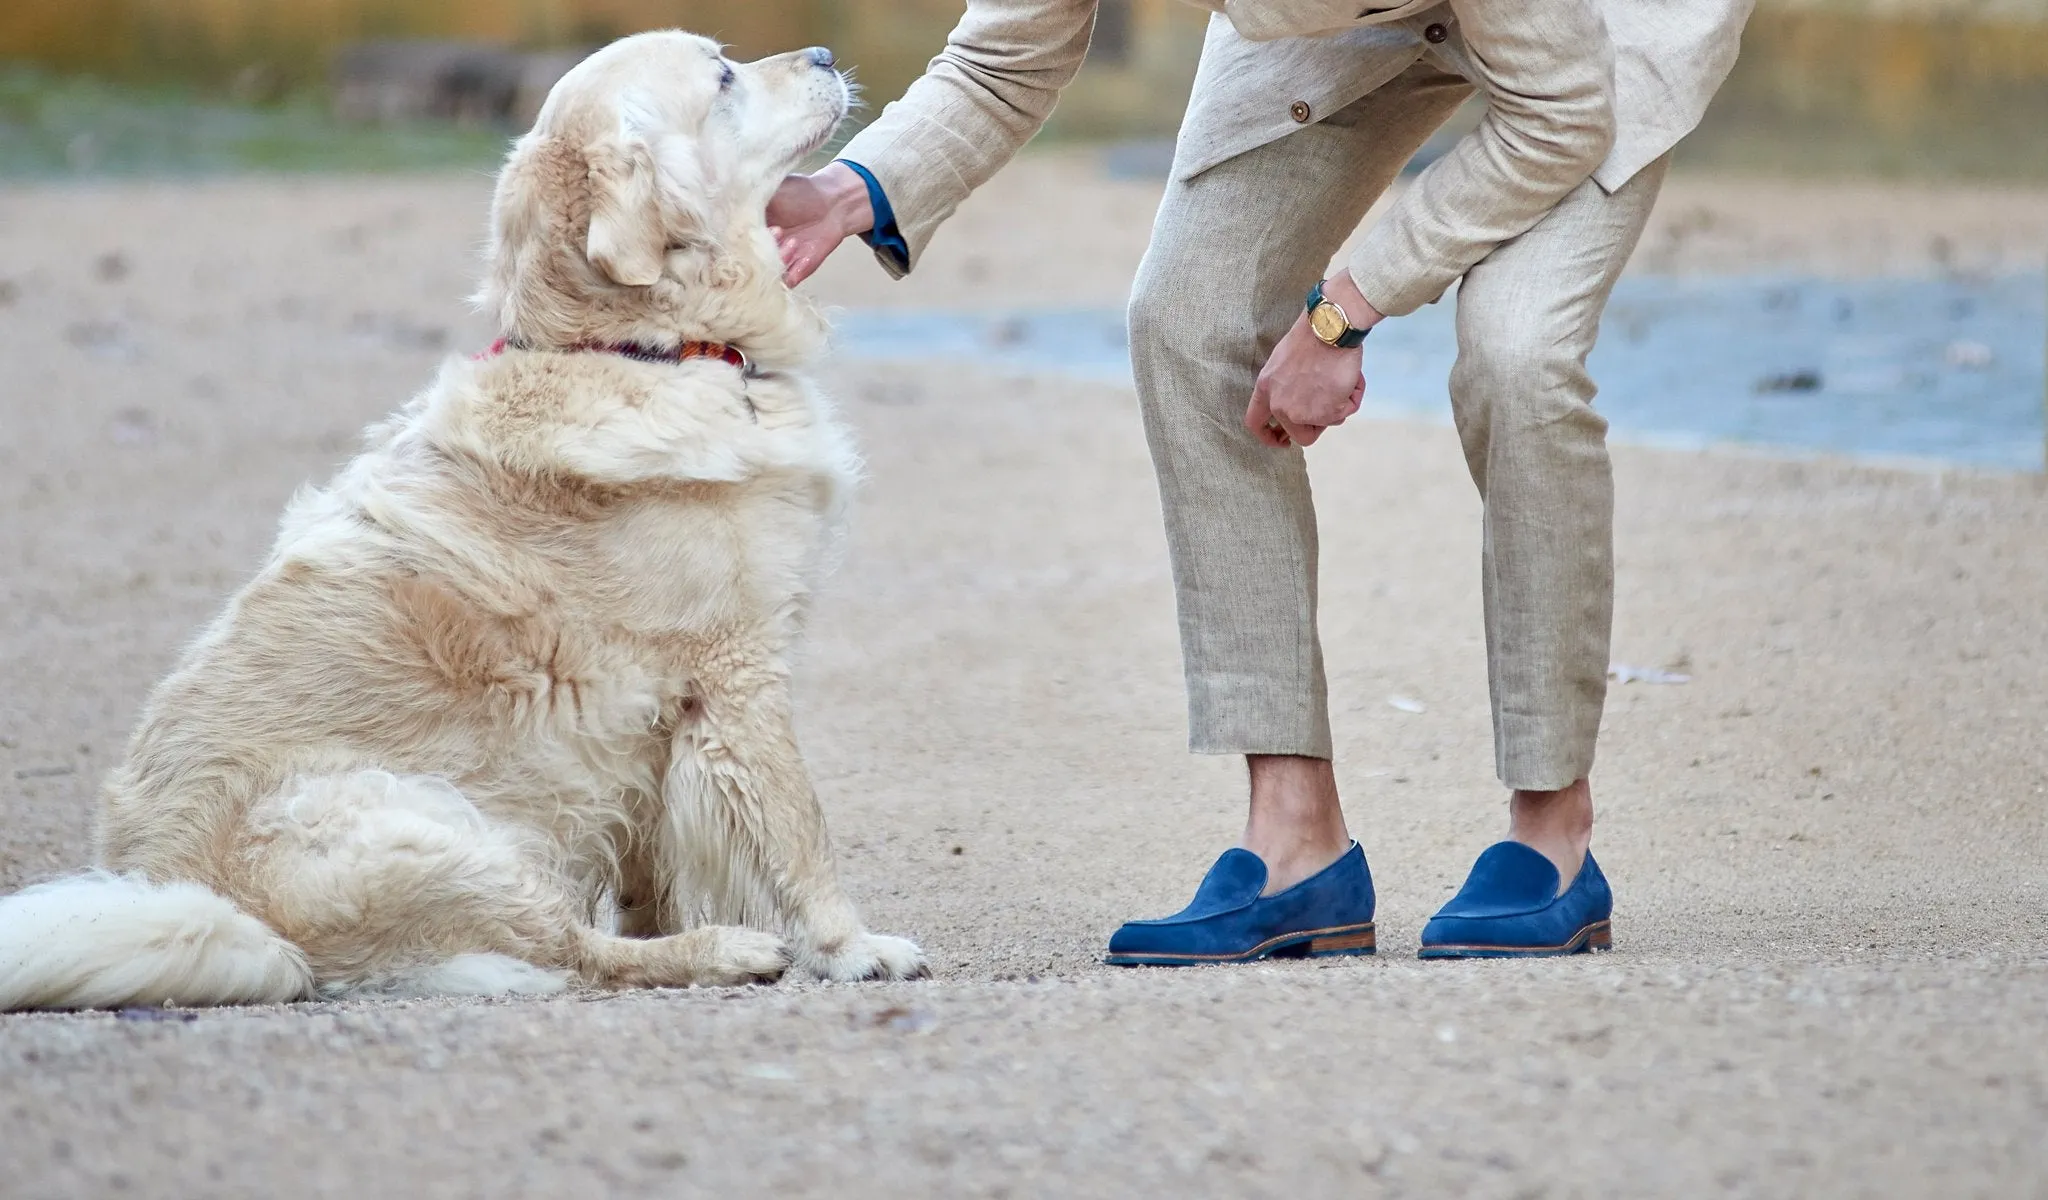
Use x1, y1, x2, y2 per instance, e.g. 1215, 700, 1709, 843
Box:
836, 0, 1751, 315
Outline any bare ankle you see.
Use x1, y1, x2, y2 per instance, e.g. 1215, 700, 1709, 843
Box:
1241, 755, 1351, 893
1508, 778, 1594, 891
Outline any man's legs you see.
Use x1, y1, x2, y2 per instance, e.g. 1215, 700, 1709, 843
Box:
1447, 153, 1673, 886
1129, 64, 1471, 892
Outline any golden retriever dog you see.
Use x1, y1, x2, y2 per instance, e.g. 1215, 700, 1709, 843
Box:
0, 31, 927, 1009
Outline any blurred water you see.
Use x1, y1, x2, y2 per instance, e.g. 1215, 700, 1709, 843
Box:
832, 273, 2048, 471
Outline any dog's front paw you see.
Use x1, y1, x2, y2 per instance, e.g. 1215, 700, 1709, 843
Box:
697, 927, 792, 986
799, 932, 929, 982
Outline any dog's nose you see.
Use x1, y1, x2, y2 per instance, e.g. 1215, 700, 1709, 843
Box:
806, 46, 836, 69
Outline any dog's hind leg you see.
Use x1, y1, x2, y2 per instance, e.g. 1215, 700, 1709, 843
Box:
243, 770, 784, 995
664, 670, 928, 982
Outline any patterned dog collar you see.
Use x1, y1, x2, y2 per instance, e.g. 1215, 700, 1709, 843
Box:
477, 337, 750, 373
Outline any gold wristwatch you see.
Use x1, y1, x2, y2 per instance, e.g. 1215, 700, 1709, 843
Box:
1306, 279, 1370, 349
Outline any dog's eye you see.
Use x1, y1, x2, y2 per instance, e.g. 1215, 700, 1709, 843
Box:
718, 63, 736, 91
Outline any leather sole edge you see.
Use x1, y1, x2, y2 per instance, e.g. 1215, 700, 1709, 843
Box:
1416, 919, 1612, 960
1103, 921, 1376, 967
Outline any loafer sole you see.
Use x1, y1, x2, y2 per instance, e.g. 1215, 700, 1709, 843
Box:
1105, 921, 1375, 967
1417, 919, 1612, 960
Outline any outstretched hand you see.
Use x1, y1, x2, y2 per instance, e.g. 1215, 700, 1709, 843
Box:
766, 162, 874, 287
1244, 271, 1383, 448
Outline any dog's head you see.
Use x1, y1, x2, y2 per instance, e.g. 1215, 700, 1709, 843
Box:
479, 31, 848, 362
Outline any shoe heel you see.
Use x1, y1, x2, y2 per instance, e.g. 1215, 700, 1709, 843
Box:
1587, 921, 1613, 951
1308, 925, 1376, 956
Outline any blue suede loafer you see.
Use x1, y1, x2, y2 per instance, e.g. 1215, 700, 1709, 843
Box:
1418, 842, 1613, 959
1104, 842, 1376, 966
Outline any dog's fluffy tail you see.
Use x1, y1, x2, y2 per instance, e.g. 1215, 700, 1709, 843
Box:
0, 872, 312, 1011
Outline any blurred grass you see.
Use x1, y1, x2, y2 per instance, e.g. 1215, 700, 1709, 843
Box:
0, 64, 505, 176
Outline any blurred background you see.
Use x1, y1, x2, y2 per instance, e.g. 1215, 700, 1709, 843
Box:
1, 0, 2044, 468
4, 0, 2048, 179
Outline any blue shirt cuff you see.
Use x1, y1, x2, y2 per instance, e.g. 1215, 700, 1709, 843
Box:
836, 159, 910, 275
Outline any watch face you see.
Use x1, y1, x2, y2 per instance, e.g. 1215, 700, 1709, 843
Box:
1308, 301, 1350, 345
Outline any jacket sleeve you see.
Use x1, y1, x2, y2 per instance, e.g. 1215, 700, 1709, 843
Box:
834, 0, 1099, 278
1346, 0, 1617, 316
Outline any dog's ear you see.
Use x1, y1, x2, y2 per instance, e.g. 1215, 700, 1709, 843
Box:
584, 104, 666, 287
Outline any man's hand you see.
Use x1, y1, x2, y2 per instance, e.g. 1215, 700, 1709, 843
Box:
1244, 271, 1385, 448
766, 162, 875, 286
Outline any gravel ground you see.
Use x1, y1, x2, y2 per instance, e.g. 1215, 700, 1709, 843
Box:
1, 156, 2044, 1197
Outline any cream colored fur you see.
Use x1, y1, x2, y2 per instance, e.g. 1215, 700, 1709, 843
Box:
0, 31, 926, 1010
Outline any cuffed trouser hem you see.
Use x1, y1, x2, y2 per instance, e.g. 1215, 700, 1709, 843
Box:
1186, 671, 1335, 760
1496, 726, 1599, 793
1494, 671, 1606, 791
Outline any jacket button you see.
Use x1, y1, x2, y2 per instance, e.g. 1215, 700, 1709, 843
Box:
1289, 100, 1311, 123
1423, 22, 1448, 43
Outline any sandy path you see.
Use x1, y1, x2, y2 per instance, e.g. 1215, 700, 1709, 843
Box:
1, 157, 2045, 1196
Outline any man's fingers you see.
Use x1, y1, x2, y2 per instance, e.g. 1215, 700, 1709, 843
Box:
1246, 392, 1294, 448
1282, 418, 1322, 447
784, 248, 816, 287
1244, 389, 1276, 439
780, 232, 838, 287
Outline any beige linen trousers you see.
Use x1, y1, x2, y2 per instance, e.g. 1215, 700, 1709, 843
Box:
1133, 62, 1669, 786
838, 0, 1746, 789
